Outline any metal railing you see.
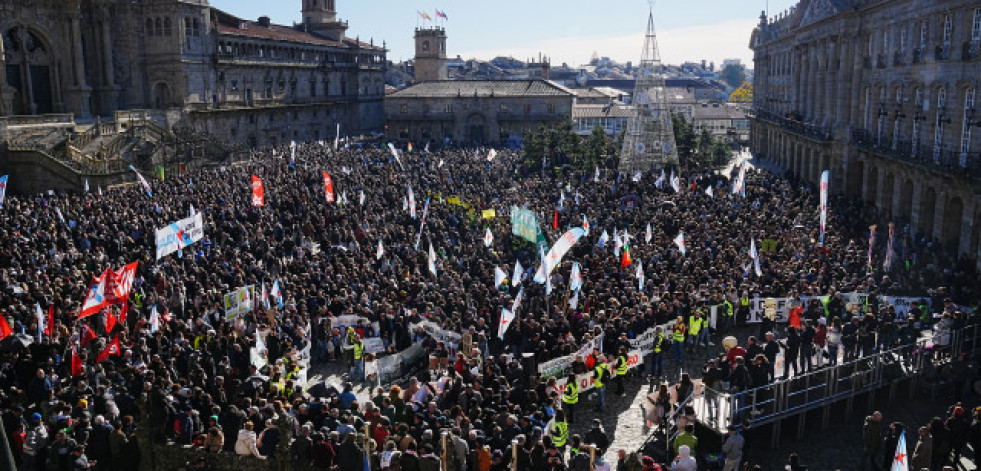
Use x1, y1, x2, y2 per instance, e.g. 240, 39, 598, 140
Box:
694, 322, 981, 435
851, 128, 981, 180
752, 109, 832, 142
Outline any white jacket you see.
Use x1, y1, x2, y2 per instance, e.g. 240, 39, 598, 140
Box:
234, 430, 264, 459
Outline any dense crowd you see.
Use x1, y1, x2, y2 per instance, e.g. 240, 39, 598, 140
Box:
0, 139, 978, 471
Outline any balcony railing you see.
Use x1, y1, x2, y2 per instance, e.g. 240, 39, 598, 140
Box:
752, 109, 832, 142
852, 128, 981, 180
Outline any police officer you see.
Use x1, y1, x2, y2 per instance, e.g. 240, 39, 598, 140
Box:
593, 357, 609, 412
350, 335, 365, 381
552, 409, 569, 452
562, 373, 578, 424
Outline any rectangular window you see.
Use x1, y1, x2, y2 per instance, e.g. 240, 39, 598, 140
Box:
943, 14, 952, 46
900, 26, 907, 53
230, 80, 238, 91
500, 104, 508, 113
962, 88, 976, 161
400, 104, 408, 113
920, 22, 928, 51
547, 104, 555, 114
974, 9, 981, 42
444, 104, 452, 113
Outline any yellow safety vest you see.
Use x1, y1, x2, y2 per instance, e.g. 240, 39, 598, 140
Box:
689, 317, 703, 335
673, 324, 686, 342
353, 342, 365, 360
724, 301, 734, 317
616, 355, 629, 375
562, 382, 578, 404
740, 296, 749, 307
553, 421, 569, 447
653, 333, 665, 353
594, 364, 607, 388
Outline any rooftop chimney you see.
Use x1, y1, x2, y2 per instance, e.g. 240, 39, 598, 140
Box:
257, 16, 270, 27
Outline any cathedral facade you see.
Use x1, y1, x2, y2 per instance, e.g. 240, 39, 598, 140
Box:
0, 0, 385, 146
750, 0, 981, 261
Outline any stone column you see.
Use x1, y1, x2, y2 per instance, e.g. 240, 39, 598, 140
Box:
825, 39, 836, 129
69, 14, 92, 117
101, 18, 114, 87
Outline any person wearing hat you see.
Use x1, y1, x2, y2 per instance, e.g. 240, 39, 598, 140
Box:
22, 412, 48, 471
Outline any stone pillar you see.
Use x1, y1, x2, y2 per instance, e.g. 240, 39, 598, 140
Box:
69, 16, 92, 117
0, 25, 11, 115
825, 39, 837, 129
798, 46, 808, 115
932, 191, 946, 241
849, 38, 864, 133
101, 18, 114, 87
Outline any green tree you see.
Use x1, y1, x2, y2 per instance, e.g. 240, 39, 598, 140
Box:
580, 125, 609, 170
671, 113, 696, 167
720, 63, 747, 90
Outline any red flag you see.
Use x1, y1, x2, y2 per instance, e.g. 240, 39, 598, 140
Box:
105, 311, 117, 333
251, 175, 265, 206
96, 335, 120, 363
322, 172, 335, 203
46, 305, 54, 336
0, 315, 12, 340
80, 324, 98, 348
71, 348, 84, 377
118, 299, 128, 324
106, 261, 138, 305
552, 209, 559, 230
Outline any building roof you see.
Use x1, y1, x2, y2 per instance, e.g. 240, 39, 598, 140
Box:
388, 80, 574, 99
693, 103, 748, 120
213, 9, 382, 51
573, 104, 636, 119
665, 87, 696, 104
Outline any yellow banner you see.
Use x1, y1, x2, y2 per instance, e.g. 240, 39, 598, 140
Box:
447, 196, 461, 205
482, 209, 496, 219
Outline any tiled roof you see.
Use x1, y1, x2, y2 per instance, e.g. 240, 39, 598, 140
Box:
213, 12, 381, 51
389, 80, 575, 98
572, 104, 636, 119
693, 103, 748, 120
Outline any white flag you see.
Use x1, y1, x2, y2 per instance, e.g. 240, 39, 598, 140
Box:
189, 204, 196, 217
428, 242, 437, 276
359, 190, 365, 206
84, 179, 89, 193
35, 302, 44, 341
341, 190, 348, 205
569, 289, 580, 310
512, 260, 524, 287
98, 185, 103, 196
438, 158, 444, 168
655, 169, 665, 188
484, 228, 494, 247
403, 197, 408, 211
594, 167, 600, 182
614, 229, 622, 257
645, 222, 652, 243
487, 149, 497, 161
376, 239, 384, 260
674, 231, 686, 256
598, 229, 610, 248
671, 175, 681, 193
706, 186, 714, 197
494, 267, 507, 289
511, 286, 524, 314
632, 170, 641, 182
55, 207, 65, 224
498, 307, 515, 340
636, 261, 644, 291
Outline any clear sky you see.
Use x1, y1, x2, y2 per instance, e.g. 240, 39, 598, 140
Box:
209, 0, 801, 67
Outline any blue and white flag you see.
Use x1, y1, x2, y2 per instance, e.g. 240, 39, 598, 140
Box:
750, 238, 762, 277
0, 175, 9, 207
270, 279, 283, 308
654, 169, 665, 188
128, 165, 152, 196
645, 222, 652, 244
494, 267, 507, 289
484, 228, 494, 248
569, 289, 580, 310
376, 239, 385, 260
569, 262, 583, 292
636, 261, 644, 291
35, 302, 44, 341
261, 281, 270, 310
598, 229, 609, 248
498, 307, 515, 340
408, 184, 416, 218
674, 231, 686, 256
890, 430, 908, 471
582, 215, 590, 235
84, 179, 89, 193
594, 166, 600, 182
428, 242, 438, 276
149, 305, 160, 333
512, 260, 524, 287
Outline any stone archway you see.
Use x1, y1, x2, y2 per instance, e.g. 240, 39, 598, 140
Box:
846, 158, 864, 198
898, 179, 914, 224
2, 25, 56, 114
881, 172, 895, 216
942, 197, 964, 254
153, 82, 172, 108
867, 165, 879, 209
465, 113, 486, 144
918, 187, 937, 238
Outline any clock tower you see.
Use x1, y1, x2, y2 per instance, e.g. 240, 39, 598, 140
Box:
414, 27, 448, 82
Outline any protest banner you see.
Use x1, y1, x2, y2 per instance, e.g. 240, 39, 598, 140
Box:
223, 285, 255, 320
155, 213, 205, 259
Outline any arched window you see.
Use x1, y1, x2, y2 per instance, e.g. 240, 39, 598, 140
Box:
155, 18, 162, 37
164, 17, 172, 36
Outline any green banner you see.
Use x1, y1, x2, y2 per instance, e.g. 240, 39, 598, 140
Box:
510, 206, 547, 248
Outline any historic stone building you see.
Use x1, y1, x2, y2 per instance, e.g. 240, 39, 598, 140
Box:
750, 0, 981, 260
0, 0, 385, 146
384, 80, 574, 146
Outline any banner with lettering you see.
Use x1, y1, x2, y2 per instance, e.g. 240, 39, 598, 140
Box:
154, 213, 204, 259
223, 285, 255, 320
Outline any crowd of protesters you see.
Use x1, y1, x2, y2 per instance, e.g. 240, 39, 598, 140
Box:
0, 138, 978, 471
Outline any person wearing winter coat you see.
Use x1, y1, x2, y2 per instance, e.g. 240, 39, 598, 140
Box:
910, 426, 931, 471
234, 422, 265, 459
